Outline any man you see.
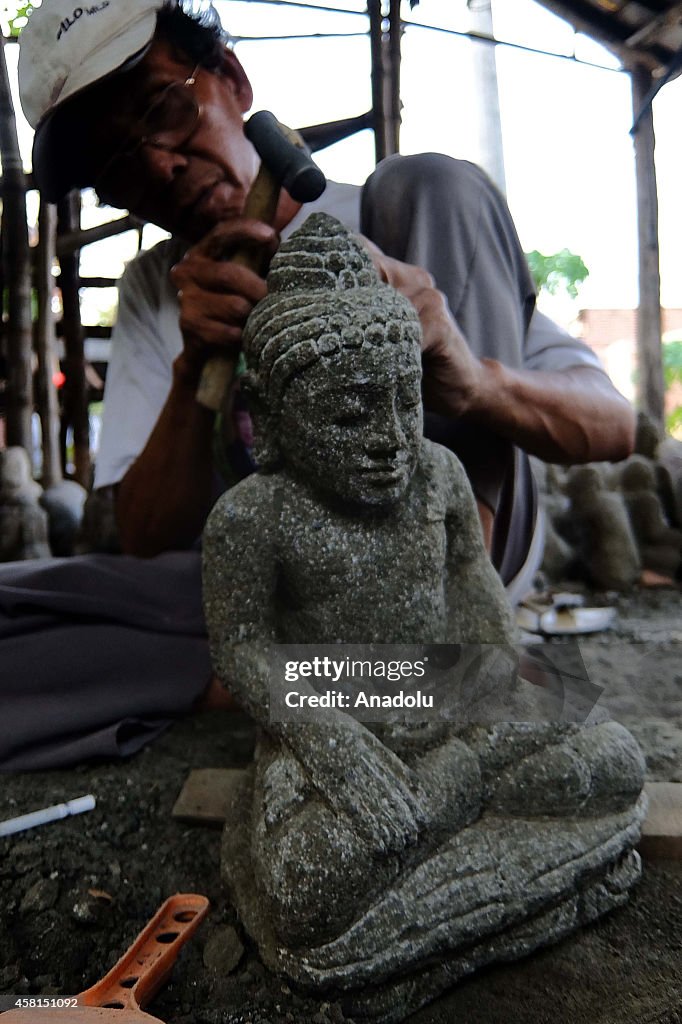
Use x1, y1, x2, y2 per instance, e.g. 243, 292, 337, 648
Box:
2, 0, 633, 769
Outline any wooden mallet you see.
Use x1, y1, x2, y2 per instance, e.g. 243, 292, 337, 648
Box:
195, 111, 326, 412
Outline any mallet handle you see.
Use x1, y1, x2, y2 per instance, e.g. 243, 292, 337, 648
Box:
195, 161, 280, 412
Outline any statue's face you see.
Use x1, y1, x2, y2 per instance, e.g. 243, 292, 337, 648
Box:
278, 340, 422, 509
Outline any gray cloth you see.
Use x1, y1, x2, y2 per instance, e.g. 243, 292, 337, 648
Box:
363, 154, 536, 582
0, 553, 209, 770
0, 155, 600, 771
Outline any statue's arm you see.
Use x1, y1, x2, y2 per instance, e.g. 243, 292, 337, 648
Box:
440, 449, 516, 643
202, 477, 426, 854
202, 475, 281, 722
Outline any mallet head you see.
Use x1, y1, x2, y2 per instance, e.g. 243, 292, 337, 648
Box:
245, 110, 326, 204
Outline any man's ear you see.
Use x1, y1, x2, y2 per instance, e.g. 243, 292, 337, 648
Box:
219, 48, 253, 112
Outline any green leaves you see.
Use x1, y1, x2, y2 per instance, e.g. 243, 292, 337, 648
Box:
662, 338, 682, 435
662, 338, 682, 389
525, 248, 590, 300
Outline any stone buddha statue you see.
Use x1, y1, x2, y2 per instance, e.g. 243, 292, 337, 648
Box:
0, 447, 51, 562
202, 214, 646, 1021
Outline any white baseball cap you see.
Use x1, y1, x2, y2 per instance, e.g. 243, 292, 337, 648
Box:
18, 0, 167, 198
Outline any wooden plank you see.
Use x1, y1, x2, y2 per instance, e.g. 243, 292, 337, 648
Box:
171, 773, 681, 857
171, 768, 247, 826
638, 782, 682, 860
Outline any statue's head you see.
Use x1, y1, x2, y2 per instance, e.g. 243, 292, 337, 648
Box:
620, 454, 656, 492
565, 464, 605, 500
634, 411, 660, 461
0, 446, 40, 499
242, 214, 423, 509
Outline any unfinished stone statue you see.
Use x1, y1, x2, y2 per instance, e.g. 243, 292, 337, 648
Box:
659, 434, 682, 531
620, 455, 682, 580
203, 214, 646, 1021
41, 479, 87, 556
0, 447, 51, 561
74, 485, 122, 555
620, 411, 680, 535
531, 457, 574, 582
563, 464, 641, 590
634, 409, 660, 461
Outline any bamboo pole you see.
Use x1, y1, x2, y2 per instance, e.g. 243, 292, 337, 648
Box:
368, 0, 401, 163
34, 198, 62, 488
56, 213, 144, 257
368, 0, 388, 164
57, 191, 91, 486
0, 33, 33, 450
387, 0, 402, 155
631, 65, 665, 433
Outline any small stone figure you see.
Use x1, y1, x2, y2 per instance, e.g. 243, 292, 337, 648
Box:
40, 479, 87, 556
531, 457, 574, 583
633, 409, 660, 461
659, 434, 682, 530
620, 455, 682, 580
74, 485, 122, 555
622, 410, 679, 532
563, 464, 641, 590
0, 447, 51, 562
203, 215, 646, 1021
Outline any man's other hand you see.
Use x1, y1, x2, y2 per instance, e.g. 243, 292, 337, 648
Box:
359, 235, 483, 419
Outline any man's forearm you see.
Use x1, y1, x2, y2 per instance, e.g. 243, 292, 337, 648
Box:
116, 355, 217, 557
468, 360, 635, 464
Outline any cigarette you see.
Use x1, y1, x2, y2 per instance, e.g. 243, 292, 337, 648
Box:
0, 795, 96, 838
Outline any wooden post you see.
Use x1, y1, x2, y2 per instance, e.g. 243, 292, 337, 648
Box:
469, 0, 507, 195
34, 199, 63, 488
631, 65, 665, 433
387, 0, 402, 155
57, 191, 91, 486
0, 33, 33, 451
368, 0, 401, 164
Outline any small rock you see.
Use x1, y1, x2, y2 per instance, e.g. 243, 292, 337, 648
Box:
32, 974, 58, 994
0, 964, 19, 988
19, 877, 59, 916
202, 926, 244, 974
70, 894, 101, 926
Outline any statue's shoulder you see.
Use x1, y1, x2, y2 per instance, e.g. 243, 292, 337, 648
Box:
418, 439, 472, 498
204, 472, 286, 543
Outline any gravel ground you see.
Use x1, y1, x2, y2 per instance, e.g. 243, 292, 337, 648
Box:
1, 587, 680, 1024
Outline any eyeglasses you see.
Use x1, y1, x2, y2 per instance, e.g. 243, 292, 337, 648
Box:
94, 64, 202, 209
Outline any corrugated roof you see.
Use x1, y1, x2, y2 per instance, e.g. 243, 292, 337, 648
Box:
536, 1, 682, 76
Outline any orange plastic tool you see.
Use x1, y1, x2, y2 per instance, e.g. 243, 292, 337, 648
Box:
1, 893, 209, 1023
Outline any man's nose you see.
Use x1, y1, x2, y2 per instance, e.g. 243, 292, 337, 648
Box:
140, 145, 189, 182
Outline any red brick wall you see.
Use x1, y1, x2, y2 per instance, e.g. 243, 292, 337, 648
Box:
578, 308, 682, 356
577, 308, 682, 411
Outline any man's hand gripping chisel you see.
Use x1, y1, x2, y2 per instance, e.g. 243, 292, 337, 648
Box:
195, 111, 326, 412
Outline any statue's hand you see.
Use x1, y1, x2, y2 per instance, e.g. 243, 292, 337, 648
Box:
287, 721, 427, 856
